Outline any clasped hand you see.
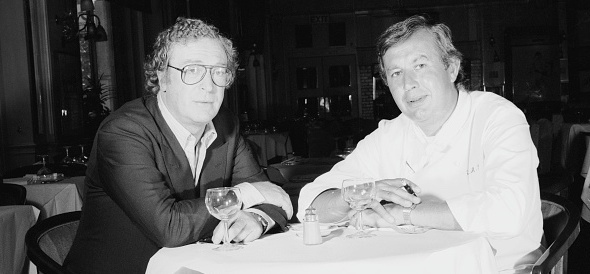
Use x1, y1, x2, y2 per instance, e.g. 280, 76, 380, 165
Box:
349, 178, 421, 227
211, 211, 264, 244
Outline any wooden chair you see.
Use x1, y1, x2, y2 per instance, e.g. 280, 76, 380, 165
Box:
25, 211, 81, 274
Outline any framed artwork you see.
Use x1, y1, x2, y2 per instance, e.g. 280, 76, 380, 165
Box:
485, 62, 505, 88
510, 44, 560, 103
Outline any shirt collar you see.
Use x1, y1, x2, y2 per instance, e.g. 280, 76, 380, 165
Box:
432, 89, 471, 144
157, 92, 217, 149
409, 89, 472, 148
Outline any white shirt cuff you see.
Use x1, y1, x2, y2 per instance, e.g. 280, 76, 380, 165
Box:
236, 182, 265, 209
244, 208, 276, 233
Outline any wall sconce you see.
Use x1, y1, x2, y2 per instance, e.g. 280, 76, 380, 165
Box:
55, 0, 107, 44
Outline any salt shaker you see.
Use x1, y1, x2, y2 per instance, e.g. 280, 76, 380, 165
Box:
303, 206, 322, 245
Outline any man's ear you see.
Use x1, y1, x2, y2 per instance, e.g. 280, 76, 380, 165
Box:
157, 70, 168, 91
447, 57, 461, 83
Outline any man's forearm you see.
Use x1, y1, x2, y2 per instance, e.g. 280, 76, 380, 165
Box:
310, 189, 350, 223
405, 201, 462, 230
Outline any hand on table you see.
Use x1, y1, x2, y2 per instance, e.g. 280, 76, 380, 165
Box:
358, 178, 420, 224
250, 181, 293, 218
349, 203, 403, 228
212, 211, 263, 244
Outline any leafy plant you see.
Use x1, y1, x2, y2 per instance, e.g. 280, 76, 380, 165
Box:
82, 74, 115, 136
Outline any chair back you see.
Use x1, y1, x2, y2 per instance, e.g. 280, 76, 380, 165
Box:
25, 211, 81, 274
0, 183, 27, 205
533, 193, 581, 274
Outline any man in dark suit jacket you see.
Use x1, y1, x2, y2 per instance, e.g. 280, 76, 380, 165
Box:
64, 18, 291, 274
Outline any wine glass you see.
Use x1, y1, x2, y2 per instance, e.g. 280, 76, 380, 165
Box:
36, 155, 52, 175
61, 146, 74, 164
73, 144, 89, 164
342, 178, 377, 238
205, 187, 243, 251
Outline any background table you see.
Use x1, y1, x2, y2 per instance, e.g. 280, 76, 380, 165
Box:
147, 228, 497, 274
3, 177, 83, 274
244, 131, 292, 166
267, 157, 341, 222
0, 205, 39, 274
3, 176, 84, 219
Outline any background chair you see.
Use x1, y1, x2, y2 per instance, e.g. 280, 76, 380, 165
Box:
531, 192, 581, 274
0, 183, 27, 205
25, 211, 81, 274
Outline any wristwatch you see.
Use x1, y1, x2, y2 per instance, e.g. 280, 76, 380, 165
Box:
252, 212, 269, 232
402, 204, 417, 225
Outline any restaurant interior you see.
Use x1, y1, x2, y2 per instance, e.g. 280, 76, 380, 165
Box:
0, 0, 588, 171
1, 0, 590, 273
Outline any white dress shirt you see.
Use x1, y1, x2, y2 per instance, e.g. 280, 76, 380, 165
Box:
298, 91, 543, 271
157, 93, 274, 232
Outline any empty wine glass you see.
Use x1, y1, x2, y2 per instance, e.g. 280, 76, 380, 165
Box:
73, 144, 89, 164
342, 178, 377, 238
36, 155, 52, 175
205, 187, 243, 251
61, 146, 74, 164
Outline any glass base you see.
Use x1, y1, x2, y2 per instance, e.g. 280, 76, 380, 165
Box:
213, 243, 243, 251
346, 230, 375, 238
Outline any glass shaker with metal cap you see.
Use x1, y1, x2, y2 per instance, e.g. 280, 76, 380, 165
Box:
303, 206, 322, 245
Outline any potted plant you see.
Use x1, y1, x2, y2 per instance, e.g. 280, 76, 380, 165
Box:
82, 74, 114, 138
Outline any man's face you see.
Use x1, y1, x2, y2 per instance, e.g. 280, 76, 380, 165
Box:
382, 29, 460, 134
157, 38, 227, 132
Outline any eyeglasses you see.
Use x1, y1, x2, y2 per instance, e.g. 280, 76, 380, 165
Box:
167, 64, 233, 87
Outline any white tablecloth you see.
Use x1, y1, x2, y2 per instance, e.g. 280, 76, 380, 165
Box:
3, 177, 83, 274
147, 228, 497, 274
0, 205, 39, 274
245, 132, 292, 166
3, 176, 84, 219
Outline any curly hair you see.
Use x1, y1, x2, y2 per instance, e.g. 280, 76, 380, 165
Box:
144, 17, 238, 95
376, 15, 465, 90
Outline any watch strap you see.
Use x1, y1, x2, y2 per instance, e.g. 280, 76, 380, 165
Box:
402, 204, 417, 225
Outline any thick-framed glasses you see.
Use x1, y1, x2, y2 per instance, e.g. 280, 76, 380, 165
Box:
167, 64, 233, 87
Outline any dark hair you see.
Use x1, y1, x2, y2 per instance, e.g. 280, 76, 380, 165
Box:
144, 17, 238, 95
376, 15, 465, 89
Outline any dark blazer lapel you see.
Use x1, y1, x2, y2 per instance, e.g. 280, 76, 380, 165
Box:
198, 116, 230, 197
144, 96, 195, 198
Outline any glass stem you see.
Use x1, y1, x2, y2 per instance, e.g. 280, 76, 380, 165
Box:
357, 210, 363, 232
222, 219, 230, 246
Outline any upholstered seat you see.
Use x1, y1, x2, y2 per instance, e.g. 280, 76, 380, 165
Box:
25, 211, 81, 274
